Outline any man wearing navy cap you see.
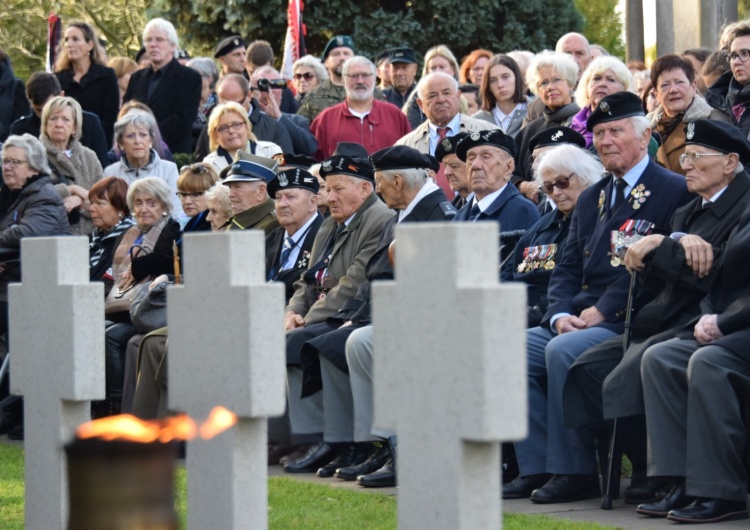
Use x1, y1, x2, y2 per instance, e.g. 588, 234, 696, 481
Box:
214, 36, 247, 76
383, 47, 418, 109
223, 151, 280, 234
281, 153, 393, 473
504, 91, 693, 504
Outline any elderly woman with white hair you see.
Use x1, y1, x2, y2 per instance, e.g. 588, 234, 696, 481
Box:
292, 55, 328, 103
571, 56, 634, 148
514, 52, 581, 200
501, 143, 603, 327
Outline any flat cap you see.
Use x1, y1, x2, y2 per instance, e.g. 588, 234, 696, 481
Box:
319, 154, 374, 182
214, 36, 246, 58
434, 132, 469, 162
586, 91, 645, 131
529, 126, 586, 152
456, 129, 517, 161
370, 145, 433, 171
276, 153, 317, 169
267, 168, 320, 198
222, 151, 278, 184
322, 36, 355, 59
388, 47, 417, 64
684, 119, 750, 165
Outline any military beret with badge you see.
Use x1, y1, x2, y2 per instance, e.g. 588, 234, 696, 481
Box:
529, 126, 586, 152
683, 119, 750, 165
370, 145, 433, 171
322, 36, 355, 59
214, 36, 246, 58
319, 154, 374, 182
434, 132, 469, 162
586, 91, 645, 131
267, 168, 320, 198
276, 153, 317, 169
455, 129, 517, 161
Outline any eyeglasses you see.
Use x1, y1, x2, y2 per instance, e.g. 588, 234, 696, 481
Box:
345, 73, 373, 80
728, 49, 750, 63
679, 152, 727, 166
539, 173, 575, 194
537, 77, 567, 90
176, 191, 206, 199
293, 72, 315, 81
216, 121, 245, 134
1, 158, 28, 168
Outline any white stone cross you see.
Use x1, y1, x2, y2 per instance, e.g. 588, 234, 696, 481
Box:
168, 231, 286, 530
373, 223, 528, 530
10, 237, 104, 530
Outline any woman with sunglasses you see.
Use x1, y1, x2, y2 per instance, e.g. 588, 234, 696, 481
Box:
177, 163, 219, 232
501, 143, 602, 327
292, 55, 328, 103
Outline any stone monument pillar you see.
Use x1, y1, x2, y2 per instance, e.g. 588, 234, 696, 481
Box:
373, 223, 527, 530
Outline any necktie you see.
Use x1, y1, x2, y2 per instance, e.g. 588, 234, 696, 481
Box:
613, 178, 627, 213
468, 203, 481, 221
268, 237, 295, 280
437, 127, 449, 141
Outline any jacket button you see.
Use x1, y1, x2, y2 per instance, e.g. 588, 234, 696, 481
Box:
581, 284, 588, 291
584, 250, 591, 257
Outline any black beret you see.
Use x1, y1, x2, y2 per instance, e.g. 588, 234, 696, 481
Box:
370, 145, 433, 171
267, 168, 320, 198
586, 91, 645, 131
684, 119, 750, 165
319, 155, 374, 182
373, 48, 392, 65
322, 36, 355, 59
455, 129, 517, 161
214, 36, 246, 58
434, 132, 469, 162
176, 49, 190, 60
333, 142, 369, 158
426, 154, 440, 173
222, 151, 278, 184
276, 153, 317, 169
388, 47, 417, 64
529, 126, 586, 152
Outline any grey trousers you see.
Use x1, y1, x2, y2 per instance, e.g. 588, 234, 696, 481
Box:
642, 337, 750, 501
131, 329, 169, 420
287, 366, 323, 436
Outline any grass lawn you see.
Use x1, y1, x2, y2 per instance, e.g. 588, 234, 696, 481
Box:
0, 444, 614, 529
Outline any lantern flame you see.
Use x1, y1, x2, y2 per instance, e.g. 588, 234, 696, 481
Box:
76, 407, 237, 443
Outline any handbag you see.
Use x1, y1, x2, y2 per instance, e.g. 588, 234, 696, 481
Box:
129, 280, 168, 333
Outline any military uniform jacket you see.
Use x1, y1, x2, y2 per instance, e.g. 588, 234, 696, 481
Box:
543, 160, 693, 333
286, 192, 394, 325
226, 198, 280, 235
454, 183, 540, 231
265, 213, 324, 302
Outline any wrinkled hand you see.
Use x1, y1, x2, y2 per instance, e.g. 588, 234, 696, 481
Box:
149, 274, 170, 290
256, 91, 282, 119
68, 184, 89, 201
518, 181, 539, 204
63, 194, 83, 213
555, 315, 588, 334
284, 311, 305, 331
579, 306, 606, 327
624, 234, 664, 272
679, 235, 713, 278
694, 313, 722, 345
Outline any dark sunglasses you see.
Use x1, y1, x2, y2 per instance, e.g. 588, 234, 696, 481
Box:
539, 173, 575, 194
293, 72, 315, 81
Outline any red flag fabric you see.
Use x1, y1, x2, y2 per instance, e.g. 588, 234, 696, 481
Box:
46, 13, 61, 73
281, 0, 306, 85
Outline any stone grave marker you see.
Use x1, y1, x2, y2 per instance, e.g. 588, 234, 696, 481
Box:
168, 231, 286, 530
373, 223, 527, 530
10, 237, 104, 530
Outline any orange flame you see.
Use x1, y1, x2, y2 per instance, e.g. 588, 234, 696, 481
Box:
76, 407, 237, 443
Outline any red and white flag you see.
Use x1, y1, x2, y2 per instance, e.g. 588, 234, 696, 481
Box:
46, 13, 62, 73
281, 0, 306, 85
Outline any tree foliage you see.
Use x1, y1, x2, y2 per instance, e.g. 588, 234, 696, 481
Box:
573, 0, 625, 59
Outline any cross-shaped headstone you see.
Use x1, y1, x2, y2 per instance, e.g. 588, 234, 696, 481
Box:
373, 223, 527, 530
168, 231, 286, 530
10, 237, 104, 530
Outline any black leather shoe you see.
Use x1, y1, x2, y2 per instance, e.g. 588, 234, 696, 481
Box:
667, 498, 749, 523
7, 423, 24, 440
502, 442, 519, 484
502, 473, 551, 499
0, 399, 22, 434
530, 474, 600, 504
317, 443, 375, 478
283, 442, 336, 473
357, 458, 396, 488
335, 443, 390, 481
636, 479, 694, 517
624, 476, 672, 504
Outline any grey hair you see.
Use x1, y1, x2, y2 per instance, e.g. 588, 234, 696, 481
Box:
2, 134, 51, 175
534, 144, 604, 188
114, 112, 158, 147
143, 18, 179, 54
187, 57, 219, 86
630, 115, 651, 138
526, 51, 579, 97
376, 167, 427, 189
417, 72, 459, 100
342, 56, 376, 77
575, 56, 635, 108
293, 55, 328, 82
205, 181, 233, 219
127, 176, 173, 214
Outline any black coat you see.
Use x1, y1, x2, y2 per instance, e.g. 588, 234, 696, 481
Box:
124, 58, 202, 154
129, 218, 182, 282
56, 63, 120, 147
0, 58, 29, 142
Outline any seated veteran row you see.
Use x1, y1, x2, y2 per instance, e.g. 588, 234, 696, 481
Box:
504, 91, 693, 504
223, 151, 280, 234
434, 132, 470, 210
563, 119, 750, 508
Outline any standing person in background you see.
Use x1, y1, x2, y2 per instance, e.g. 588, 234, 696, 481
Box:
214, 36, 246, 77
297, 36, 356, 122
292, 56, 328, 104
108, 57, 138, 109
459, 49, 492, 85
0, 46, 30, 143
473, 55, 528, 138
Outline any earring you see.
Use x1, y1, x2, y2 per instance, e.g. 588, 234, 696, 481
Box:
162, 212, 168, 217
118, 213, 123, 219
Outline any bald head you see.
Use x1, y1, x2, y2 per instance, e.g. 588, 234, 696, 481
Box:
556, 32, 592, 75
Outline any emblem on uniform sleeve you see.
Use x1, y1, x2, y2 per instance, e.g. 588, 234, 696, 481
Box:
599, 101, 610, 114
686, 122, 695, 140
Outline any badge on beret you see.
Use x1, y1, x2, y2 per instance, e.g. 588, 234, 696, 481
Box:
232, 38, 239, 46
322, 160, 332, 172
441, 138, 453, 151
278, 173, 289, 187
336, 36, 344, 46
686, 122, 695, 140
275, 154, 286, 166
599, 101, 610, 114
551, 130, 563, 142
470, 132, 481, 141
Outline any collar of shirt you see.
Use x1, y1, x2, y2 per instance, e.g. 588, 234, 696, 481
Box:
473, 182, 508, 213
398, 179, 439, 222
492, 103, 526, 132
703, 185, 728, 206
611, 154, 649, 207
428, 113, 461, 155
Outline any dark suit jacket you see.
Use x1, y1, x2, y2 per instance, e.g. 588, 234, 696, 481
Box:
454, 183, 540, 231
124, 58, 202, 154
265, 213, 324, 302
279, 113, 317, 156
544, 159, 693, 333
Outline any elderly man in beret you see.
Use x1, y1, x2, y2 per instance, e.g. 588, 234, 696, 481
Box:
214, 36, 246, 76
287, 145, 457, 483
435, 132, 470, 209
223, 151, 280, 234
454, 129, 540, 232
504, 91, 693, 504
281, 152, 393, 472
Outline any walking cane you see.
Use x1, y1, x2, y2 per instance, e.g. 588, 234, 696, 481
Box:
601, 269, 638, 510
